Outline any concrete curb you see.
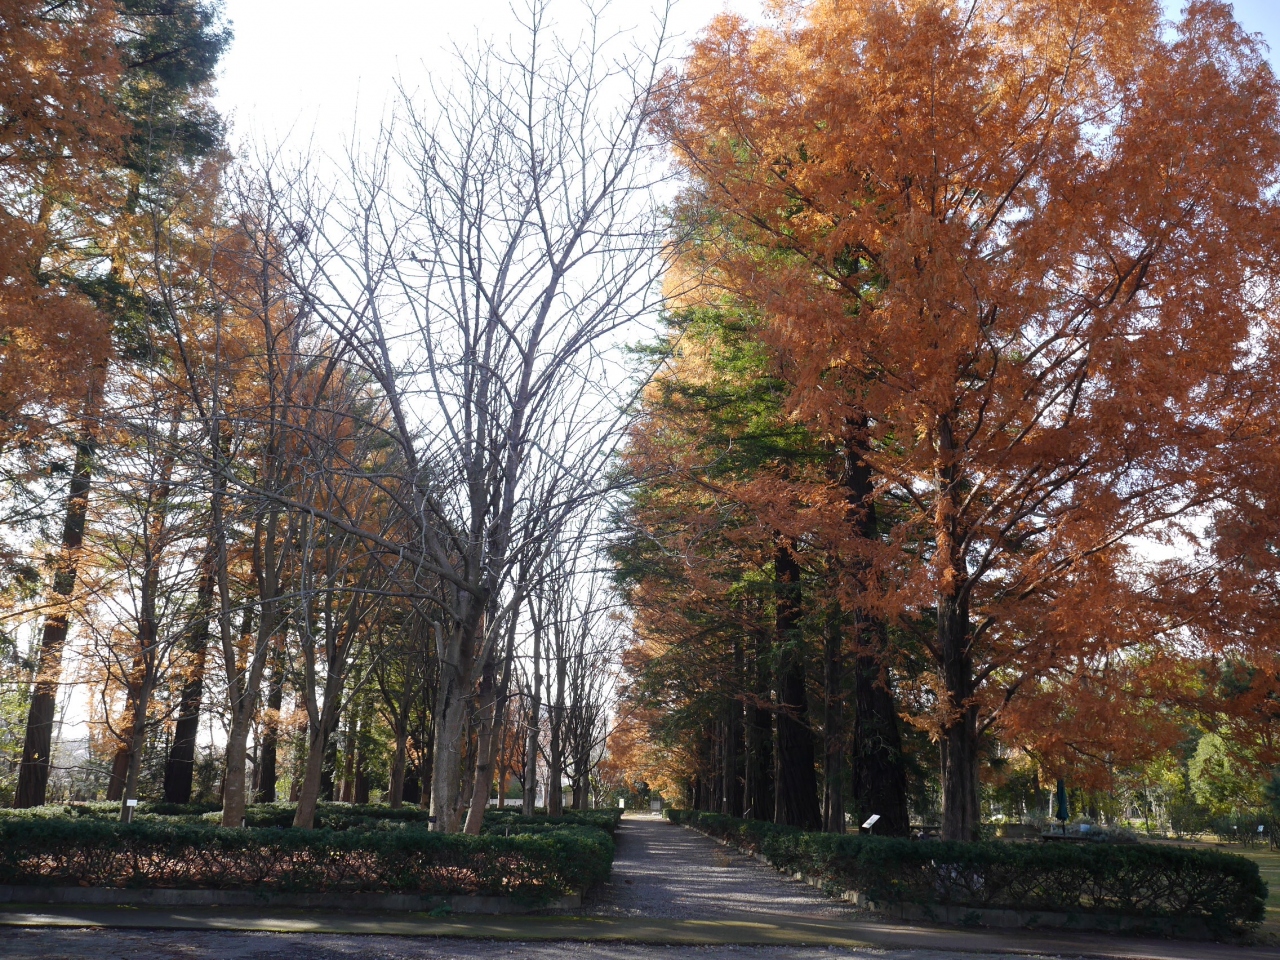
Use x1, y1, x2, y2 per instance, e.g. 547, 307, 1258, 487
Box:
0, 884, 580, 915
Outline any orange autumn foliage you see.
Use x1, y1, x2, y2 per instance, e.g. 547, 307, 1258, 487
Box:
662, 0, 1280, 837
0, 0, 122, 432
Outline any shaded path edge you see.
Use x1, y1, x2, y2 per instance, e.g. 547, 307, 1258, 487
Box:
1, 903, 1278, 960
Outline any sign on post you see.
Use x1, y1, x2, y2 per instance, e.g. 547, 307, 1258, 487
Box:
862, 814, 880, 833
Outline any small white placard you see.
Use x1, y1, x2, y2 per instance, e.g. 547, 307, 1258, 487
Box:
862, 814, 880, 829
125, 799, 139, 807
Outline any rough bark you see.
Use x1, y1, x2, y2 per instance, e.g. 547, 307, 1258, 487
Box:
163, 563, 213, 803
354, 742, 369, 804
743, 627, 774, 820
465, 613, 517, 832
939, 590, 980, 840
15, 406, 96, 808
117, 671, 157, 820
772, 543, 821, 830
462, 654, 499, 832
256, 635, 286, 802
850, 642, 911, 836
936, 415, 980, 842
221, 712, 253, 827
522, 618, 543, 815
339, 710, 357, 803
822, 618, 845, 833
547, 645, 566, 816
841, 422, 910, 836
389, 729, 409, 809
294, 700, 343, 828
430, 618, 476, 832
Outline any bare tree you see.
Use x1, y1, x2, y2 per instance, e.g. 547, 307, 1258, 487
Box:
276, 0, 672, 831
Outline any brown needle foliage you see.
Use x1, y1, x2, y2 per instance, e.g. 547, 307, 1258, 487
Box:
661, 0, 1280, 838
0, 0, 121, 433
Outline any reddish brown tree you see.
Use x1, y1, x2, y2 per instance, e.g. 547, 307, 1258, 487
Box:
664, 0, 1280, 838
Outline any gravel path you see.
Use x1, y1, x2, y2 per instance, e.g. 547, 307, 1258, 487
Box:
591, 815, 853, 919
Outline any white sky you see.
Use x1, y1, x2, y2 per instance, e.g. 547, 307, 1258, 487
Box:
212, 0, 761, 152
212, 0, 1280, 156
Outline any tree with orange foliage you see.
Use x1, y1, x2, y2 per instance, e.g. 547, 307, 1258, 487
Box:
615, 303, 918, 831
8, 0, 230, 810
664, 0, 1280, 839
0, 0, 119, 431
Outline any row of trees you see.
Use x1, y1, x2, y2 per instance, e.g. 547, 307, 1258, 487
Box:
609, 0, 1280, 841
0, 0, 661, 830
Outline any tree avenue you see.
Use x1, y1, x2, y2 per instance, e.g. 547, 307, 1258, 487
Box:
614, 0, 1280, 841
3, 0, 1280, 858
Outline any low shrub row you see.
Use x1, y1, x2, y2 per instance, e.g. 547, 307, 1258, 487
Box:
0, 818, 613, 902
0, 801, 622, 835
484, 808, 622, 834
666, 809, 1267, 933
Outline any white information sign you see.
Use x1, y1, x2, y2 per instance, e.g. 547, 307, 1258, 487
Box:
861, 814, 880, 830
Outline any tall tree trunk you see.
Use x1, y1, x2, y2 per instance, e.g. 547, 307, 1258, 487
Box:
15, 403, 97, 808
822, 617, 845, 833
841, 421, 910, 836
340, 710, 357, 803
939, 590, 979, 840
222, 712, 253, 827
163, 562, 213, 803
743, 628, 774, 820
320, 730, 338, 802
220, 599, 267, 828
354, 741, 369, 804
419, 724, 434, 811
850, 640, 910, 835
772, 543, 821, 830
522, 622, 543, 815
118, 671, 157, 820
548, 647, 566, 816
935, 414, 979, 841
256, 635, 286, 802
462, 654, 498, 832
106, 744, 130, 802
389, 727, 409, 809
465, 615, 516, 833
108, 656, 146, 803
430, 619, 474, 832
294, 702, 343, 828
724, 638, 744, 817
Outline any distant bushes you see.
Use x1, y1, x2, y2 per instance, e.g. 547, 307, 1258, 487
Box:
0, 801, 622, 834
667, 809, 1266, 934
0, 817, 612, 901
484, 808, 622, 835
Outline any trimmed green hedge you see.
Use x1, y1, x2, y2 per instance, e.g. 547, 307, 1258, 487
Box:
484, 808, 623, 835
0, 802, 623, 835
0, 818, 612, 902
667, 809, 1266, 933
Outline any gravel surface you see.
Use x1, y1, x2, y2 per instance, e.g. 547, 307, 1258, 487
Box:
590, 815, 855, 919
0, 928, 1054, 960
